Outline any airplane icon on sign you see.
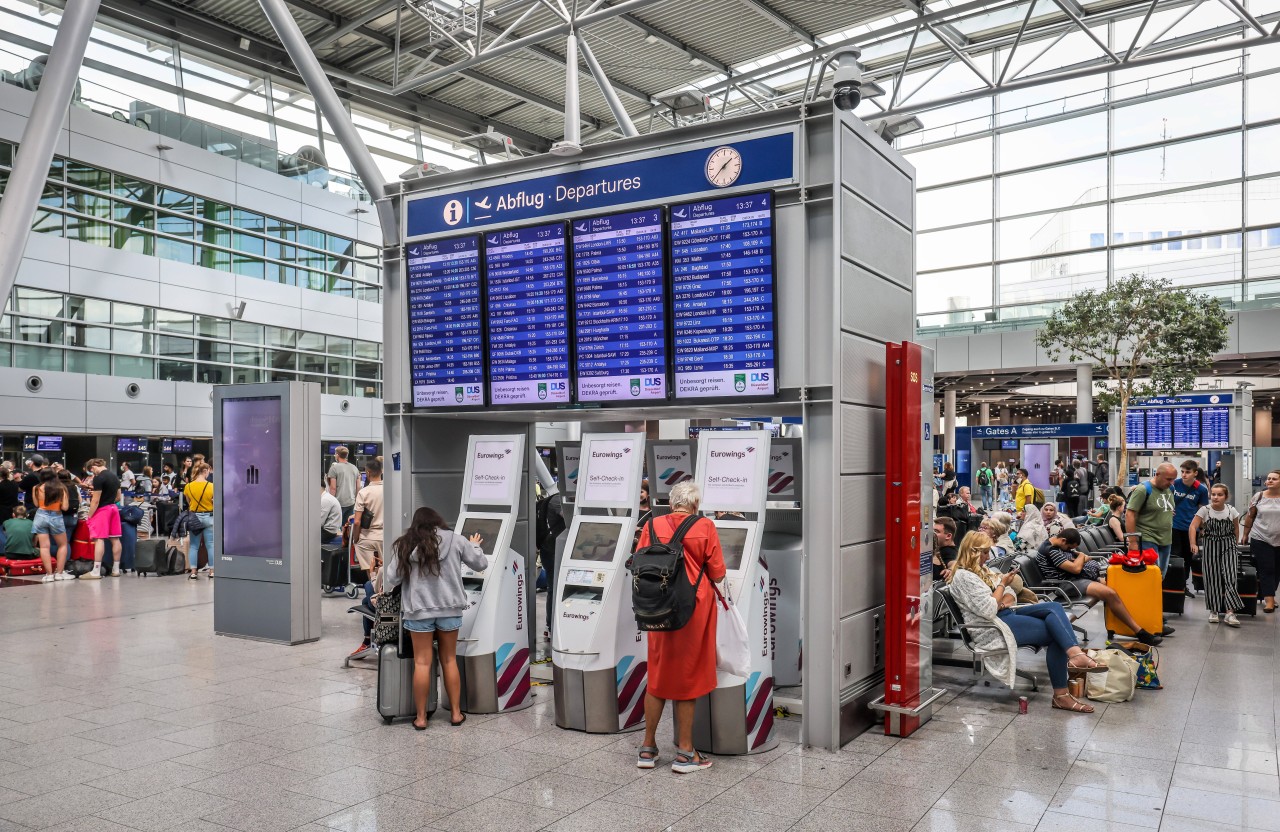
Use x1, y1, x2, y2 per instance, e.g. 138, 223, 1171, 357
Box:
488, 237, 500, 245
673, 209, 687, 218
575, 223, 588, 232
475, 196, 492, 209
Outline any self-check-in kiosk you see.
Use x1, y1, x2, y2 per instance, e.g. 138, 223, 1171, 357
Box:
552, 433, 648, 733
693, 430, 778, 755
763, 437, 803, 688
448, 434, 533, 714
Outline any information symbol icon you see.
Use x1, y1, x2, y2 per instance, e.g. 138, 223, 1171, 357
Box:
443, 199, 464, 226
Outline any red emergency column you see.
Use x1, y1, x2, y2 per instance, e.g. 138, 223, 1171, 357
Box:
881, 341, 929, 736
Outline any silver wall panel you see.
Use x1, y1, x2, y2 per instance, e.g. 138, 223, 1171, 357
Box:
18, 257, 68, 293
841, 261, 912, 345
1239, 307, 1280, 354
840, 541, 886, 618
934, 337, 969, 373
235, 183, 304, 224
85, 374, 176, 408
158, 158, 240, 204
839, 333, 886, 408
967, 333, 1003, 371
175, 406, 214, 435
21, 230, 70, 266
76, 401, 176, 434
840, 189, 913, 290
839, 474, 886, 546
840, 125, 913, 228
999, 330, 1039, 370
840, 404, 885, 474
235, 160, 305, 202
68, 244, 160, 282
838, 605, 885, 687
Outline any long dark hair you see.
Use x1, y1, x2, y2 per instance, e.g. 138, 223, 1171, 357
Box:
393, 506, 450, 578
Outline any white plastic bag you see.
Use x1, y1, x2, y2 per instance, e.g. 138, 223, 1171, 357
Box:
713, 582, 751, 678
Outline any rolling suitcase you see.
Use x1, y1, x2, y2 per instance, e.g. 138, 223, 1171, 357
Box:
68, 522, 96, 576
377, 642, 437, 724
1190, 554, 1205, 593
1105, 562, 1163, 638
1239, 564, 1259, 616
321, 543, 346, 593
133, 539, 166, 576
1162, 556, 1186, 615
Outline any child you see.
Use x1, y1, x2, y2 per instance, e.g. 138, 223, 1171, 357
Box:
1188, 483, 1243, 627
3, 506, 37, 559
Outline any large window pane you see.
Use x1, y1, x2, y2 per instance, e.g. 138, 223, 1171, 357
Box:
112, 356, 154, 378
113, 330, 153, 354
1248, 71, 1280, 124
918, 224, 992, 271
1115, 234, 1243, 287
14, 287, 63, 316
998, 252, 1106, 305
1113, 133, 1242, 200
1250, 125, 1280, 176
918, 180, 992, 230
916, 266, 992, 314
66, 324, 110, 350
156, 310, 193, 334
66, 350, 111, 376
1249, 176, 1280, 227
158, 335, 194, 358
1113, 84, 1242, 148
902, 137, 992, 188
232, 322, 264, 344
157, 360, 194, 382
999, 113, 1106, 171
1000, 159, 1106, 216
66, 162, 110, 192
13, 344, 61, 371
1113, 183, 1242, 236
267, 327, 296, 348
66, 296, 110, 323
999, 205, 1106, 260
14, 317, 62, 344
113, 303, 154, 329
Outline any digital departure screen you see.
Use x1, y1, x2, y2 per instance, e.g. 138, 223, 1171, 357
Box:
718, 526, 749, 571
485, 223, 571, 405
1202, 407, 1230, 448
36, 435, 62, 452
1145, 409, 1172, 448
407, 235, 485, 407
569, 522, 622, 562
670, 191, 776, 399
1125, 410, 1146, 450
1172, 408, 1201, 447
115, 437, 147, 453
174, 438, 193, 453
571, 208, 668, 402
1000, 439, 1019, 450
458, 517, 503, 556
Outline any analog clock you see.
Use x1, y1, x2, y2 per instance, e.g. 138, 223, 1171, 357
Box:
705, 146, 742, 187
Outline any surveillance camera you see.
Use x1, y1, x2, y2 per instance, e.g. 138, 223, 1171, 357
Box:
832, 49, 863, 112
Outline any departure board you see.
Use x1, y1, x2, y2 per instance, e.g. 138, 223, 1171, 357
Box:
1202, 407, 1230, 448
1125, 409, 1146, 450
485, 223, 571, 405
571, 209, 668, 402
1172, 408, 1201, 447
1145, 409, 1172, 448
407, 235, 485, 407
670, 191, 776, 399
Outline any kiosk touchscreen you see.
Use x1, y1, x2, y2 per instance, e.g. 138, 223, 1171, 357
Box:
552, 433, 647, 734
691, 430, 778, 755
444, 436, 533, 714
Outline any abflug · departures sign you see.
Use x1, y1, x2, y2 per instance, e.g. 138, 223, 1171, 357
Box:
404, 132, 795, 239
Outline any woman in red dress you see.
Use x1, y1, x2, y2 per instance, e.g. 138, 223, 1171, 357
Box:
633, 481, 726, 774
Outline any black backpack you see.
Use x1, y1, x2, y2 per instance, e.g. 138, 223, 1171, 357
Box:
1063, 476, 1082, 498
976, 468, 992, 487
627, 515, 704, 631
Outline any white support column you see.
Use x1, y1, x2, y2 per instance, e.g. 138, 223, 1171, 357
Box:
1076, 364, 1093, 423
1000, 406, 1012, 425
1255, 407, 1273, 448
0, 0, 101, 304
933, 401, 942, 453
944, 389, 958, 462
979, 403, 991, 426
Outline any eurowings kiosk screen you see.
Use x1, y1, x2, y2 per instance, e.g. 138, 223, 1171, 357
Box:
450, 435, 532, 713
692, 430, 778, 755
647, 439, 696, 504
552, 433, 648, 734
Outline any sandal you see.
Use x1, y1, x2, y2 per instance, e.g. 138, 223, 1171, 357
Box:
636, 745, 659, 769
671, 749, 712, 773
1051, 694, 1094, 714
1066, 656, 1108, 676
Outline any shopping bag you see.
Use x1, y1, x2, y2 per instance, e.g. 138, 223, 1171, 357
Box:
1084, 648, 1138, 702
711, 582, 751, 678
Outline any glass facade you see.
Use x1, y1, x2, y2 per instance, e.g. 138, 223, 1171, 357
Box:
903, 36, 1280, 335
0, 144, 382, 302
0, 287, 382, 397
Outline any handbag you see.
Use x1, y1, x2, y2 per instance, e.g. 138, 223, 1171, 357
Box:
1084, 648, 1138, 702
711, 581, 751, 678
1111, 641, 1161, 690
371, 587, 402, 646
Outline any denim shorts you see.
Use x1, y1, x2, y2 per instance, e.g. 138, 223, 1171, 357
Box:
403, 616, 463, 633
32, 509, 66, 537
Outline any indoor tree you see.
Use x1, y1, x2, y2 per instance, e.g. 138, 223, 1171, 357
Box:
1036, 273, 1230, 486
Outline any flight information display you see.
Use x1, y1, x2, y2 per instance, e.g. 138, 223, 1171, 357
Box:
1125, 409, 1146, 449
670, 191, 776, 399
407, 235, 485, 407
1145, 408, 1172, 448
1172, 408, 1201, 447
571, 208, 668, 402
485, 223, 571, 405
1202, 407, 1230, 448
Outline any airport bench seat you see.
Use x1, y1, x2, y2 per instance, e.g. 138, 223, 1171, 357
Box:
935, 584, 1040, 692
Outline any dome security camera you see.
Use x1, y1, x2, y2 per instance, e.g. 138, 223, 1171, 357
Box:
832, 49, 864, 112
25, 375, 42, 393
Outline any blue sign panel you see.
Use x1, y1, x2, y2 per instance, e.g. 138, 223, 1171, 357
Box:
407, 235, 485, 407
1172, 408, 1201, 447
406, 132, 795, 238
1131, 393, 1233, 407
670, 191, 777, 399
484, 223, 571, 405
1202, 407, 1230, 448
1145, 408, 1172, 448
115, 437, 147, 453
1125, 410, 1145, 449
972, 423, 1107, 439
571, 208, 668, 403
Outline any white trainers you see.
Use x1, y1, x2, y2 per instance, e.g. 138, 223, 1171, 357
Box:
1224, 612, 1241, 628
55, 572, 73, 581
41, 574, 56, 583
110, 567, 121, 577
1208, 612, 1220, 624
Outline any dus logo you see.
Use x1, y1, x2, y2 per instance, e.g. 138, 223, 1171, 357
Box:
750, 372, 770, 382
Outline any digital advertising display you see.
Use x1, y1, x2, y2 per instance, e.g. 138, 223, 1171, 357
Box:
220, 397, 283, 559
1202, 407, 1230, 448
1125, 410, 1146, 450
407, 235, 485, 407
1172, 408, 1201, 447
36, 435, 62, 452
174, 438, 193, 453
484, 222, 571, 405
362, 443, 379, 456
1145, 408, 1172, 448
669, 191, 776, 399
571, 208, 668, 402
115, 437, 147, 453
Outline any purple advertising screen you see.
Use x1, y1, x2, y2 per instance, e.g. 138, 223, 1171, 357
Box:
174, 438, 194, 453
36, 435, 63, 452
221, 397, 283, 559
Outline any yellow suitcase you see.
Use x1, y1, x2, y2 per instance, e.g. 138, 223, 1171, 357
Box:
1105, 563, 1163, 637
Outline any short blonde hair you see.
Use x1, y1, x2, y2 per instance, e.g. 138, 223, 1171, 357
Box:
668, 481, 701, 512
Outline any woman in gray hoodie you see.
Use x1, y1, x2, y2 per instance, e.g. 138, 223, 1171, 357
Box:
382, 506, 487, 729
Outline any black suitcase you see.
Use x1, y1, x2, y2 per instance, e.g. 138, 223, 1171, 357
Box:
1162, 556, 1186, 615
1190, 554, 1204, 592
1239, 565, 1259, 616
321, 543, 346, 592
133, 539, 165, 576
155, 502, 179, 537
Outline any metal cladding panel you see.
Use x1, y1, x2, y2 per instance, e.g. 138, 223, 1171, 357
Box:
839, 605, 885, 686
840, 188, 913, 290
840, 333, 887, 408
841, 541, 886, 618
839, 474, 885, 546
627, 0, 794, 65
840, 125, 914, 229
768, 0, 904, 38
840, 404, 885, 475
841, 261, 912, 345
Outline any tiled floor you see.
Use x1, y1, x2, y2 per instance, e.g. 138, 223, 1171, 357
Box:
0, 576, 1276, 832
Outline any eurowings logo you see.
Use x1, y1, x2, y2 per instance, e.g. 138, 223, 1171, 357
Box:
768, 471, 794, 494
511, 562, 519, 575
658, 468, 691, 485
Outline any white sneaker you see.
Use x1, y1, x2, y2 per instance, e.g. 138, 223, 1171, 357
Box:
1208, 612, 1220, 624
54, 572, 73, 581
1225, 612, 1241, 628
81, 569, 102, 581
110, 567, 121, 577
41, 574, 56, 583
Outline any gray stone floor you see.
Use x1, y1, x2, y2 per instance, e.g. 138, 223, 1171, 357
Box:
0, 576, 1275, 832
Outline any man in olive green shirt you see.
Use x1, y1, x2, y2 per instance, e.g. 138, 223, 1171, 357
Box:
1127, 462, 1177, 574
3, 506, 36, 557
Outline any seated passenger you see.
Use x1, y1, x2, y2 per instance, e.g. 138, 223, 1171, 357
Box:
1016, 504, 1048, 553
1041, 502, 1075, 538
980, 512, 1016, 557
947, 532, 1105, 712
932, 517, 958, 581
3, 506, 36, 559
1036, 527, 1163, 646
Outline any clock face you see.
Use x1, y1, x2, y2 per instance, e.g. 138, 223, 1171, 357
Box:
705, 146, 742, 187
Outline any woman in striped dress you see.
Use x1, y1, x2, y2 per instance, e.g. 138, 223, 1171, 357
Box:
1189, 483, 1242, 627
